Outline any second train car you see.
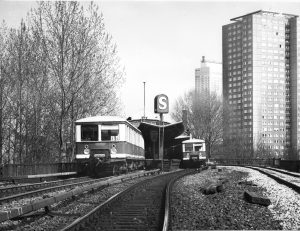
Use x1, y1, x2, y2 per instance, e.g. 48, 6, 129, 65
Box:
181, 138, 206, 168
75, 116, 145, 176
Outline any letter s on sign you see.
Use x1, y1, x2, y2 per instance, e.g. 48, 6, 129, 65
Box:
154, 94, 169, 113
158, 96, 167, 110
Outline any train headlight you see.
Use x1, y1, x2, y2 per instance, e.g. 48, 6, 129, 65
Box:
111, 144, 117, 154
84, 145, 90, 155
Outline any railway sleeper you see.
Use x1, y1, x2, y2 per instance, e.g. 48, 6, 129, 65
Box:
97, 222, 150, 227
114, 212, 146, 215
109, 217, 146, 222
97, 226, 145, 231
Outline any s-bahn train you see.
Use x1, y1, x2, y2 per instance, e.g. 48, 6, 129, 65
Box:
181, 138, 206, 168
75, 116, 145, 177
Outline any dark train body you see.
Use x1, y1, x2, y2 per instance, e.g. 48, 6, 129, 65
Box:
181, 138, 206, 168
75, 116, 145, 177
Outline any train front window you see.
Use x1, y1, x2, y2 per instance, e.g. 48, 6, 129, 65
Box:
185, 143, 193, 152
81, 125, 98, 141
101, 125, 119, 141
195, 145, 202, 151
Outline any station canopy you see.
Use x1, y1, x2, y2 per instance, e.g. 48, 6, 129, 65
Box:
138, 121, 185, 142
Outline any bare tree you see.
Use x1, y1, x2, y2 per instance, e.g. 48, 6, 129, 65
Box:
0, 22, 10, 165
222, 130, 252, 159
171, 90, 223, 159
254, 135, 271, 159
31, 1, 124, 160
171, 90, 193, 122
0, 1, 124, 164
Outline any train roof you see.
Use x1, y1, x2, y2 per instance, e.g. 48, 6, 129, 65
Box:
182, 138, 205, 144
75, 116, 142, 133
75, 116, 127, 123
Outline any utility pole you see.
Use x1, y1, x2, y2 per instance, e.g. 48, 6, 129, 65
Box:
154, 94, 169, 171
143, 82, 146, 120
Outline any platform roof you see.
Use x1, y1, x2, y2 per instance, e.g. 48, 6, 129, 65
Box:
138, 121, 184, 142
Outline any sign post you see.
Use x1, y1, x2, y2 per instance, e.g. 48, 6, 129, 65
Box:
154, 94, 169, 169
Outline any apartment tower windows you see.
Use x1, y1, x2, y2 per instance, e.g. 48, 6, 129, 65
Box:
222, 10, 300, 159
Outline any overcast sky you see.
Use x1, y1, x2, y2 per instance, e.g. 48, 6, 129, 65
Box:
1, 0, 300, 122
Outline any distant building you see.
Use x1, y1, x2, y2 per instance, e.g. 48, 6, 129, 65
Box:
222, 10, 300, 159
195, 56, 222, 97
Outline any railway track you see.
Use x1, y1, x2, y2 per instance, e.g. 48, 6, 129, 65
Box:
247, 166, 300, 193
0, 170, 160, 226
0, 177, 91, 198
0, 176, 112, 205
265, 167, 300, 178
62, 169, 196, 231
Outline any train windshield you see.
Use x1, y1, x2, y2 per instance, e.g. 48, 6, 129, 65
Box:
184, 143, 193, 152
195, 144, 202, 151
81, 125, 98, 141
101, 125, 119, 141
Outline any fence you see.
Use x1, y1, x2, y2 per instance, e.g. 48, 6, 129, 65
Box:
212, 158, 300, 173
211, 158, 273, 167
1, 158, 299, 178
0, 163, 77, 178
277, 160, 300, 172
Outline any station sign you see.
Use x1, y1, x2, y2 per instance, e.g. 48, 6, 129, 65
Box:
154, 94, 169, 114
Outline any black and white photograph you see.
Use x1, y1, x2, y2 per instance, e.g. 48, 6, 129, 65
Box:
0, 0, 300, 230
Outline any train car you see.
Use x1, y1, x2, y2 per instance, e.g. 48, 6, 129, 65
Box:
181, 138, 206, 168
75, 116, 145, 177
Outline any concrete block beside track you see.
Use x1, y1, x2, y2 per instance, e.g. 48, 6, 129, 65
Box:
31, 197, 56, 210
21, 204, 34, 214
72, 187, 84, 196
55, 191, 73, 202
244, 191, 271, 206
0, 205, 34, 222
8, 208, 23, 219
204, 183, 224, 194
0, 205, 31, 222
0, 211, 10, 222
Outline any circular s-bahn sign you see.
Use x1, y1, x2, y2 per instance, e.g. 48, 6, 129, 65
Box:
154, 94, 169, 114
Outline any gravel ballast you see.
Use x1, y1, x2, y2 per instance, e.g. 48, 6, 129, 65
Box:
171, 166, 300, 230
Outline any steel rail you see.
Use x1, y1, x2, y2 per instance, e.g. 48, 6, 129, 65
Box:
265, 167, 300, 178
0, 177, 108, 204
0, 170, 160, 223
0, 170, 158, 204
246, 166, 300, 194
61, 170, 190, 231
162, 169, 198, 231
0, 177, 91, 198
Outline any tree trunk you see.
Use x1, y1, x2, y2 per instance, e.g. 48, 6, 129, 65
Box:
18, 25, 23, 165
70, 103, 74, 162
0, 73, 2, 165
59, 108, 65, 162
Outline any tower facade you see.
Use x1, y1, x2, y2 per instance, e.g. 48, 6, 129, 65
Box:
222, 10, 300, 159
195, 56, 222, 97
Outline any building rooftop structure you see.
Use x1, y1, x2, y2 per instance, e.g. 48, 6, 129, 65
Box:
230, 10, 298, 21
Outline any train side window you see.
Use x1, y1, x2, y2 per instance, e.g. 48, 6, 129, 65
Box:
101, 125, 119, 141
194, 145, 202, 151
81, 125, 98, 141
